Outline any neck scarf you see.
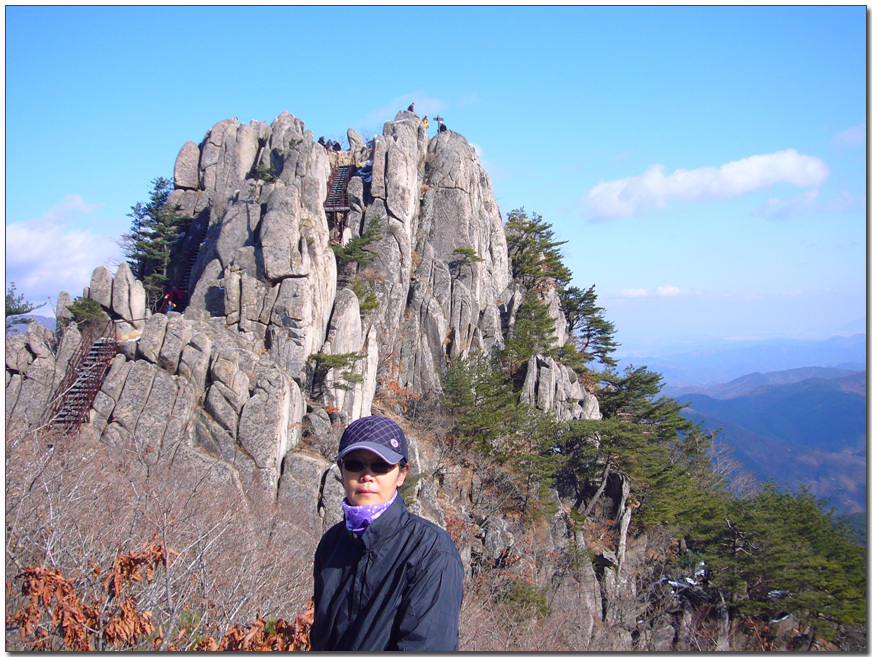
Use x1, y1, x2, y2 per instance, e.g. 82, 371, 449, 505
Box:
343, 492, 398, 534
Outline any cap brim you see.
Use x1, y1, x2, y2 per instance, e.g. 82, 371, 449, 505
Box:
337, 441, 404, 464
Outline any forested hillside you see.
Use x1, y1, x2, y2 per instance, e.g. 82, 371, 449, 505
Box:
6, 109, 866, 651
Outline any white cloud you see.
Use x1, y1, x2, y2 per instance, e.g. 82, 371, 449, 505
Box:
832, 122, 866, 149
616, 288, 650, 298
6, 195, 123, 308
585, 149, 830, 220
654, 285, 684, 297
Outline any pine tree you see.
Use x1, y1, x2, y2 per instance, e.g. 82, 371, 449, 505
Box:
501, 291, 559, 373
5, 282, 45, 329
120, 177, 189, 310
561, 365, 719, 524
442, 352, 518, 455
557, 285, 619, 369
331, 215, 383, 271
510, 407, 567, 513
702, 484, 866, 639
504, 208, 572, 291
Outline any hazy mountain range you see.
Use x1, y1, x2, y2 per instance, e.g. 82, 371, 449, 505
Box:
618, 333, 865, 386
5, 314, 57, 335
676, 367, 866, 515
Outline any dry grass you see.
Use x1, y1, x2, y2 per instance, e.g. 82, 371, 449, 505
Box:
5, 427, 318, 650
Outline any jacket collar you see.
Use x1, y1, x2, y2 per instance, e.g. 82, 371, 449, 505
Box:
357, 494, 408, 550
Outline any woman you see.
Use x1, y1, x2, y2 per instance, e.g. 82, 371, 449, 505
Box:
311, 415, 464, 651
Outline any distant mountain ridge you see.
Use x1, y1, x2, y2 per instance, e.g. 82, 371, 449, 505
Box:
5, 315, 56, 336
621, 334, 866, 386
665, 366, 864, 399
677, 368, 867, 514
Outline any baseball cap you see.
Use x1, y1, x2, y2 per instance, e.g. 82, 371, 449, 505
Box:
336, 415, 409, 464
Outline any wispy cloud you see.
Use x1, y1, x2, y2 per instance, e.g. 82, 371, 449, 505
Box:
754, 188, 865, 220
823, 189, 866, 213
754, 189, 819, 221
615, 285, 696, 298
6, 195, 123, 308
831, 121, 866, 149
585, 149, 830, 220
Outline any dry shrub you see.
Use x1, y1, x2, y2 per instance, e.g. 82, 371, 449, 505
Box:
5, 426, 318, 650
459, 568, 576, 651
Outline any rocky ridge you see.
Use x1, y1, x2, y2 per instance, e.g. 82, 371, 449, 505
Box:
7, 110, 743, 650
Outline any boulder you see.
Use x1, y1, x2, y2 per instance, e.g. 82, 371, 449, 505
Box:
174, 140, 201, 190
111, 262, 136, 322
204, 382, 241, 438
260, 186, 301, 281
89, 266, 113, 309
5, 334, 33, 374
55, 291, 73, 323
178, 331, 212, 394
277, 453, 333, 534
100, 355, 133, 401
347, 127, 367, 165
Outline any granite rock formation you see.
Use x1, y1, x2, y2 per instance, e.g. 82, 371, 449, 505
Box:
6, 109, 625, 648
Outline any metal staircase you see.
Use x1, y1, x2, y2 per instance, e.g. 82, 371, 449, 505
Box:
325, 165, 357, 243
50, 324, 117, 436
179, 231, 207, 309
325, 165, 352, 212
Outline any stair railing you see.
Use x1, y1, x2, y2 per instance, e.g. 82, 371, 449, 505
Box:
46, 318, 119, 435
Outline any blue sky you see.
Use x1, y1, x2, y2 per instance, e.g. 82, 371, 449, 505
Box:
6, 6, 866, 354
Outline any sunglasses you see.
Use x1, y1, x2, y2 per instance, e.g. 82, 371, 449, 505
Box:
341, 459, 398, 475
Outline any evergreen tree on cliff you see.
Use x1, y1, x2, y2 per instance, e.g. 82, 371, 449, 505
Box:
504, 208, 572, 291
119, 177, 189, 310
5, 282, 45, 329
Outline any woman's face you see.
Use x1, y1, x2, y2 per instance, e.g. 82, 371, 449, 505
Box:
340, 449, 408, 506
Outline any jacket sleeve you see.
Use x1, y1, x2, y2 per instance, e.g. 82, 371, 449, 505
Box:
394, 543, 464, 651
310, 541, 327, 651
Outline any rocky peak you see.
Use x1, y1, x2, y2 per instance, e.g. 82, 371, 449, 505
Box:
6, 108, 600, 507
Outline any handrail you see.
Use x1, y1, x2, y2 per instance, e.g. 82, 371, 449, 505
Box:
46, 320, 113, 421
53, 338, 118, 435
46, 318, 118, 434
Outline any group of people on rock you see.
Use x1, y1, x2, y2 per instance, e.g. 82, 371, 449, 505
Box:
407, 103, 448, 133
318, 136, 343, 151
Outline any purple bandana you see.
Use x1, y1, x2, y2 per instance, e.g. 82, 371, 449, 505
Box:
343, 492, 398, 534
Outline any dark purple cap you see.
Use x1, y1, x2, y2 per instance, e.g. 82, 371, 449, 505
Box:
336, 415, 409, 464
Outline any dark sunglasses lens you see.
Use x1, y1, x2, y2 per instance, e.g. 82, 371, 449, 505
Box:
342, 459, 395, 474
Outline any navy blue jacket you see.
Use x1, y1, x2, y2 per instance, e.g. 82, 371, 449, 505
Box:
311, 496, 464, 651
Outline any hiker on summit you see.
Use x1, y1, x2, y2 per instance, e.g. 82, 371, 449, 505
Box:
310, 415, 464, 651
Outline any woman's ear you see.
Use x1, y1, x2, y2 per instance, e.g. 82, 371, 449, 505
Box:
396, 463, 410, 487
